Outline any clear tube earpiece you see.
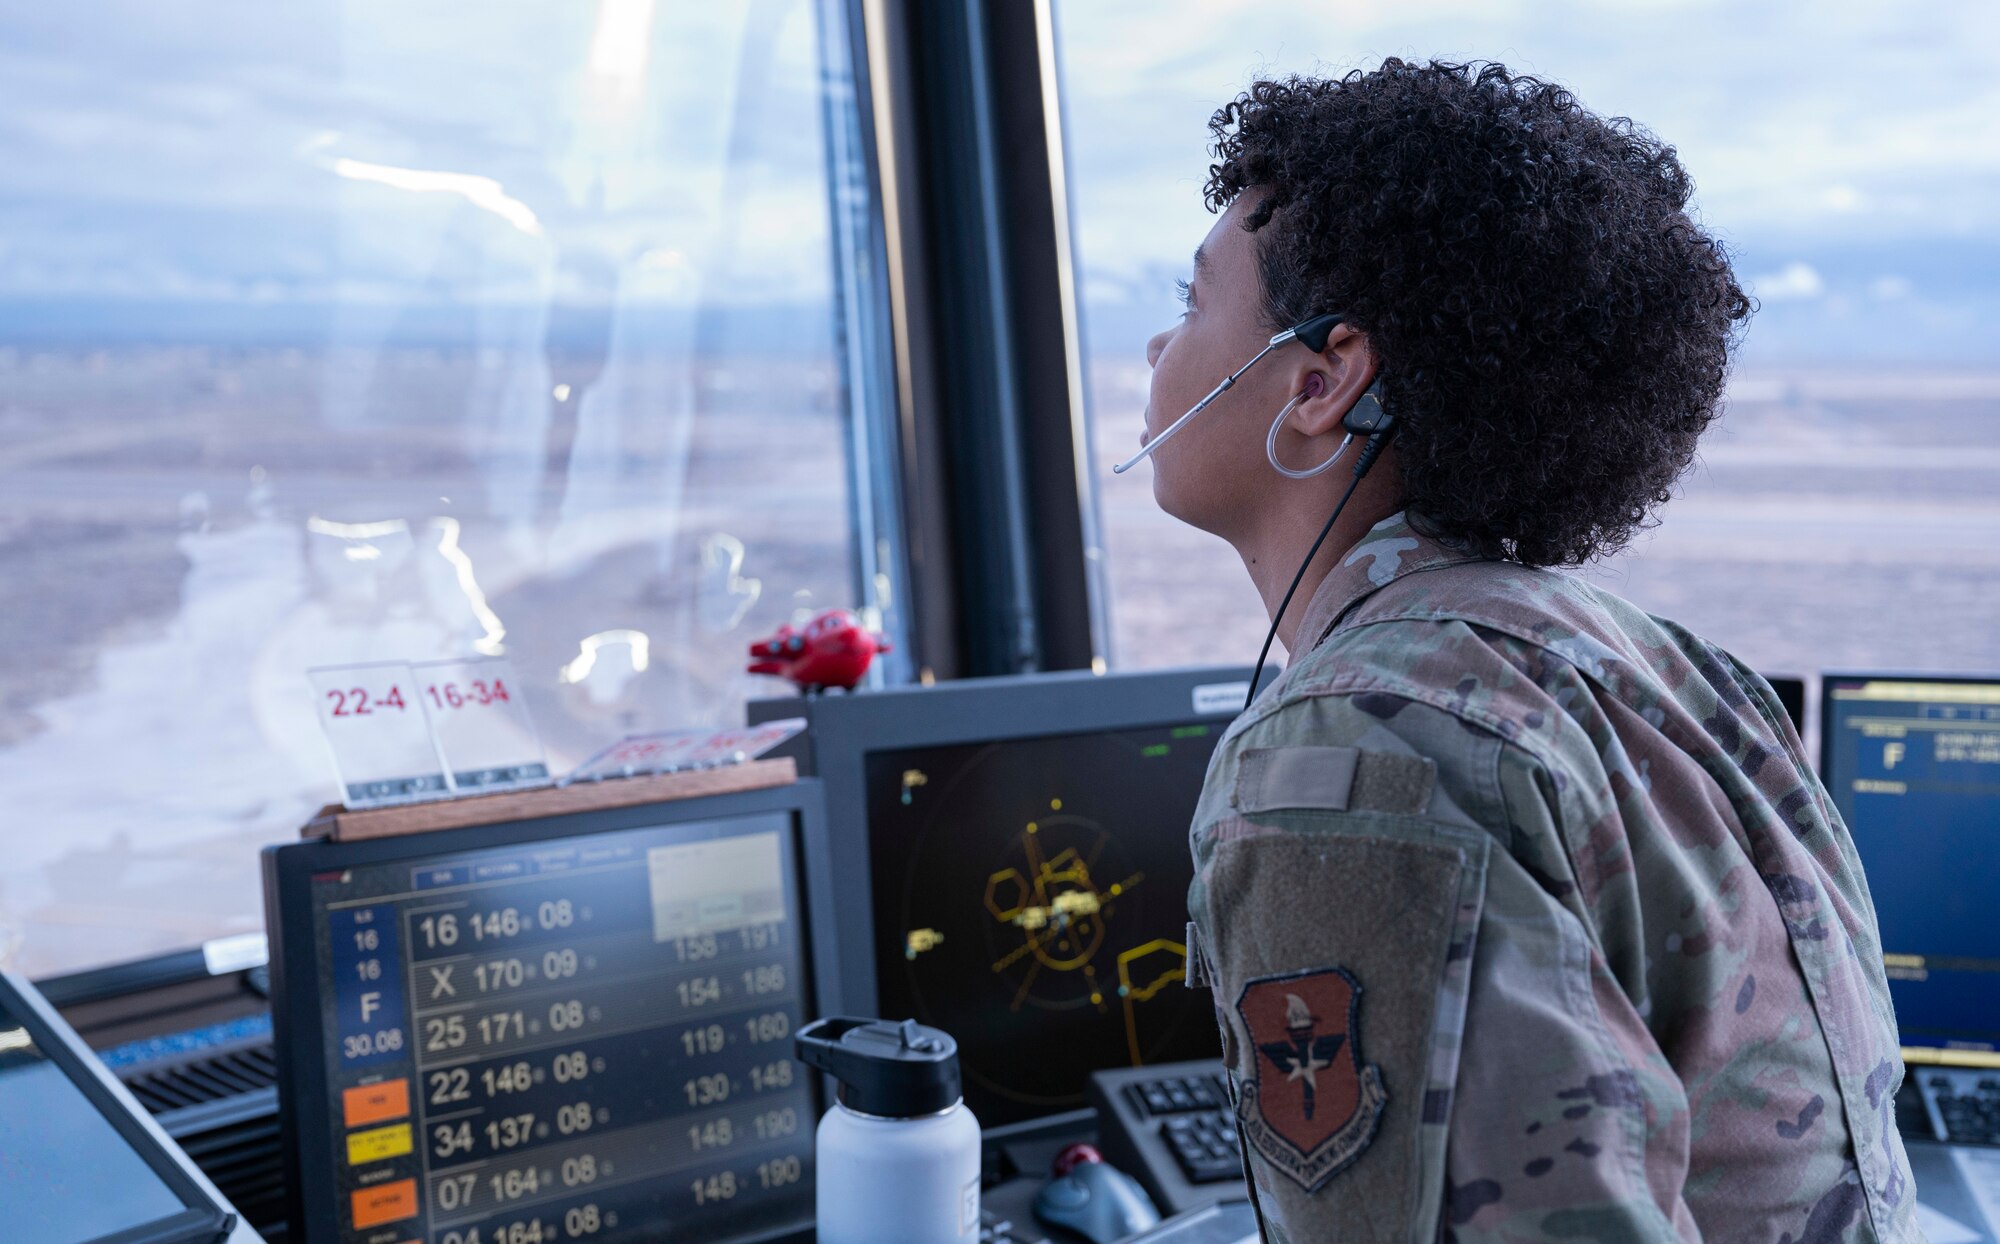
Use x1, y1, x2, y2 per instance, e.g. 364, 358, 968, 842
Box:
1267, 388, 1351, 479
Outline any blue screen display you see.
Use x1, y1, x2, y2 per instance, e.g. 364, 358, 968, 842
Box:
302, 812, 817, 1244
1823, 677, 2000, 1054
0, 996, 190, 1244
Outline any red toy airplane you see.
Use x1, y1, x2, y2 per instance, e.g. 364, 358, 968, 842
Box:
747, 608, 891, 693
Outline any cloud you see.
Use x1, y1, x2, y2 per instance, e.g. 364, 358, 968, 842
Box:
1871, 275, 1915, 301
1054, 0, 2000, 281
0, 0, 835, 308
1752, 261, 1826, 302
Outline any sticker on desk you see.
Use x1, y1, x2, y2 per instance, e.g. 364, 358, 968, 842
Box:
563, 730, 707, 784
201, 931, 268, 976
309, 662, 449, 808
412, 657, 550, 795
563, 719, 805, 785
681, 719, 806, 767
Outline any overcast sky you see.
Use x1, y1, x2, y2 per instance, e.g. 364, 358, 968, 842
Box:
1053, 0, 2000, 365
0, 0, 829, 312
0, 0, 1993, 364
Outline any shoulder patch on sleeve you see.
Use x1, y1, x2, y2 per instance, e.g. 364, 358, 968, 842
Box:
1238, 967, 1387, 1191
1202, 814, 1488, 1239
1234, 746, 1435, 816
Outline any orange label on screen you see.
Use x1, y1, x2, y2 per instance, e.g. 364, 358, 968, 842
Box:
351, 1179, 419, 1230
343, 1079, 410, 1128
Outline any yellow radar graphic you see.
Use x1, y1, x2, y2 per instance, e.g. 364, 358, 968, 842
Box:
979, 807, 1186, 1064
878, 734, 1226, 1116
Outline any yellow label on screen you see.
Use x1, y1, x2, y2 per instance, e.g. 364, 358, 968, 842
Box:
1903, 1046, 2000, 1070
346, 1122, 414, 1165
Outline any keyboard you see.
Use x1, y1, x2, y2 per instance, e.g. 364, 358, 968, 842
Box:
1153, 1097, 1243, 1185
1127, 1070, 1227, 1118
1120, 1068, 1240, 1185
1089, 1060, 1246, 1216
1919, 1067, 2000, 1147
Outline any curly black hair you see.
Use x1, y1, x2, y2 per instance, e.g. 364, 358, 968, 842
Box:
1205, 59, 1751, 566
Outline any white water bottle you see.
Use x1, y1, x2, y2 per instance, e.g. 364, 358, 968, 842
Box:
796, 1016, 981, 1244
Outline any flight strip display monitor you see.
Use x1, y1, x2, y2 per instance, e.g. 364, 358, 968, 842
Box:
865, 720, 1225, 1126
265, 785, 829, 1244
1822, 675, 2000, 1064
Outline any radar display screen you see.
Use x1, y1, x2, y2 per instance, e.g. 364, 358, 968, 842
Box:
865, 722, 1224, 1125
294, 812, 816, 1244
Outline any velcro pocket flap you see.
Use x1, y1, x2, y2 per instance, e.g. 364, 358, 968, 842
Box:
1203, 809, 1486, 1243
1234, 746, 1435, 816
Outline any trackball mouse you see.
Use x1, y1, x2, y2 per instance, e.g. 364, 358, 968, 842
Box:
1033, 1143, 1162, 1243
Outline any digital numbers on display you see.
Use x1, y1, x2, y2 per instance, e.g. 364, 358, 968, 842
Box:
316, 824, 814, 1243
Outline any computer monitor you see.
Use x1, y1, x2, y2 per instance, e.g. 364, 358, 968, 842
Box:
1821, 674, 2000, 1066
0, 970, 254, 1244
263, 781, 840, 1244
1765, 675, 1806, 738
750, 667, 1268, 1128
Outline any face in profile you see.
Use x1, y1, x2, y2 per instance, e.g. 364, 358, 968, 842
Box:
1140, 194, 1375, 546
1141, 196, 1291, 540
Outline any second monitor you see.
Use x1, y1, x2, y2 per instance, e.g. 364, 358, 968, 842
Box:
1822, 674, 2000, 1065
753, 666, 1266, 1128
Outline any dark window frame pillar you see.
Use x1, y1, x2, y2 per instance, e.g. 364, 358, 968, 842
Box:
846, 0, 1107, 679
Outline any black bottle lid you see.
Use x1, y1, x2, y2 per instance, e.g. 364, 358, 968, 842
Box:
795, 1016, 962, 1118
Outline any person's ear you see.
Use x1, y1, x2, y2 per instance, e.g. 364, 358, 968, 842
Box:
1286, 326, 1378, 438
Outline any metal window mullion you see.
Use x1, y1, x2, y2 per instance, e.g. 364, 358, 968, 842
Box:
959, 0, 1044, 674
812, 0, 917, 686
1028, 0, 1111, 671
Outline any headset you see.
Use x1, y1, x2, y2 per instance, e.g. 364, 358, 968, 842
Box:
1108, 311, 1398, 714
1244, 363, 1397, 712
1108, 309, 1399, 1244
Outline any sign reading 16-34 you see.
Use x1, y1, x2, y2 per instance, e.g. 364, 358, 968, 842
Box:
309, 657, 548, 810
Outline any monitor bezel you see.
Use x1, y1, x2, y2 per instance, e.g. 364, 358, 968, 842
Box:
1760, 674, 1806, 739
0, 969, 242, 1244
262, 779, 837, 1244
750, 665, 1266, 1031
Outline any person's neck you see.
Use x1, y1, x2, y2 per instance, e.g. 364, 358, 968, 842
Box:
1233, 477, 1402, 659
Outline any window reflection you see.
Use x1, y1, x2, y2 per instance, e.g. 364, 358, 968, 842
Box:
1052, 1, 2000, 681
0, 0, 869, 976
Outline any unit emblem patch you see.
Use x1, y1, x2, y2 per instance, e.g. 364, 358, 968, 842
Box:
1235, 966, 1386, 1191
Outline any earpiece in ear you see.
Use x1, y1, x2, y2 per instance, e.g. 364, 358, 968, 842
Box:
1302, 373, 1325, 398
1342, 383, 1393, 436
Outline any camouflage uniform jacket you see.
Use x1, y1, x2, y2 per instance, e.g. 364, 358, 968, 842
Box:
1185, 512, 1919, 1243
